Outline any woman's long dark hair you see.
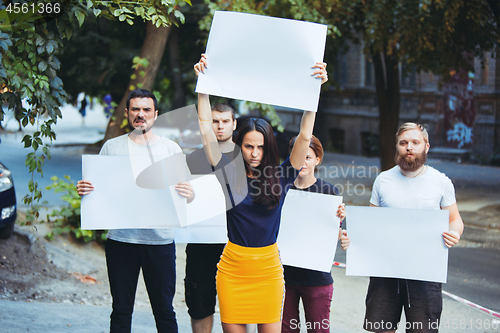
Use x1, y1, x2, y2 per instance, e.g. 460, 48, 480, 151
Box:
235, 118, 280, 209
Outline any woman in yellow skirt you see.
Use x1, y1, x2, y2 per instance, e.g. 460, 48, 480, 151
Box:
195, 54, 328, 333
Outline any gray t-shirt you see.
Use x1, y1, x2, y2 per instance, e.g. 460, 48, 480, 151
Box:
370, 165, 456, 209
100, 134, 182, 245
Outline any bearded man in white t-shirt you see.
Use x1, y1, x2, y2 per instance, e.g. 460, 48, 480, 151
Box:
363, 122, 464, 333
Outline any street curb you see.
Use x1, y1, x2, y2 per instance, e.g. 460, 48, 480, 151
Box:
462, 225, 500, 246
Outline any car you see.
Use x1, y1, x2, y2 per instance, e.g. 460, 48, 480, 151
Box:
0, 161, 16, 239
178, 120, 203, 153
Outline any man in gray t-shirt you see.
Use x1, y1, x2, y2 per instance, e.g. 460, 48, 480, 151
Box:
78, 89, 193, 332
363, 122, 464, 333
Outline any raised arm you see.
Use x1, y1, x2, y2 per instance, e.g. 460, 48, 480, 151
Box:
289, 62, 328, 169
194, 54, 222, 166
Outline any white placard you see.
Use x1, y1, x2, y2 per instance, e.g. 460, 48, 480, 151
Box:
196, 11, 327, 111
278, 190, 343, 273
81, 155, 226, 230
346, 206, 449, 283
186, 175, 226, 226
174, 214, 228, 244
81, 155, 181, 229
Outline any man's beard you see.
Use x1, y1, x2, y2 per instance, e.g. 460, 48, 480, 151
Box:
217, 132, 232, 143
395, 150, 427, 172
128, 117, 153, 134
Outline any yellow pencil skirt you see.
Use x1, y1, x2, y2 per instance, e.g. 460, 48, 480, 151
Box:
216, 241, 284, 324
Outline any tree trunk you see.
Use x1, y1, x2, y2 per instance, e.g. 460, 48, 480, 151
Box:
168, 27, 186, 111
102, 21, 171, 144
372, 47, 401, 171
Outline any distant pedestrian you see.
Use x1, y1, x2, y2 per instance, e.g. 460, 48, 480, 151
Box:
363, 122, 464, 333
79, 94, 87, 125
104, 94, 113, 118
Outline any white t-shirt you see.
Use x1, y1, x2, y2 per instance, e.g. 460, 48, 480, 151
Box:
100, 134, 182, 245
370, 166, 456, 210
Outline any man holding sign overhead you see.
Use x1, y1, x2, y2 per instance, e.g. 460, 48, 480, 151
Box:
363, 123, 464, 333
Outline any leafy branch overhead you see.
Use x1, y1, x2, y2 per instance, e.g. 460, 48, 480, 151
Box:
0, 0, 190, 226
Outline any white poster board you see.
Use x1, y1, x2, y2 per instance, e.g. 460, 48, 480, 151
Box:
196, 11, 327, 111
278, 190, 343, 273
346, 206, 449, 283
174, 214, 228, 244
81, 155, 226, 230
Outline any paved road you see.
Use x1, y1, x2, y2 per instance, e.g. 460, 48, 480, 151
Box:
1, 139, 83, 207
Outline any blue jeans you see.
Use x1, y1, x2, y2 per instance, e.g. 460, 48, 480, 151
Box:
105, 239, 178, 333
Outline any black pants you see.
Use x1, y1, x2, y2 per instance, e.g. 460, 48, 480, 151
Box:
364, 277, 442, 333
105, 239, 178, 333
184, 243, 226, 319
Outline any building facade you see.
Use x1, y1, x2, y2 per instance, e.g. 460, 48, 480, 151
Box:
275, 43, 500, 163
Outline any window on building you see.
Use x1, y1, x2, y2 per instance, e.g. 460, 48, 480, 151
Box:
365, 58, 375, 87
361, 132, 380, 157
333, 53, 348, 86
401, 62, 416, 88
328, 128, 345, 153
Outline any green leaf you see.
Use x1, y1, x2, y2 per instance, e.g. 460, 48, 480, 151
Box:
135, 6, 144, 16
38, 61, 47, 72
93, 8, 101, 17
65, 26, 72, 40
43, 146, 51, 159
75, 10, 85, 27
174, 10, 185, 24
46, 41, 56, 54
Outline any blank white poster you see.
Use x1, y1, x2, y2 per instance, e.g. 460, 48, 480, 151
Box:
278, 190, 343, 273
346, 206, 449, 283
81, 155, 181, 229
196, 11, 327, 111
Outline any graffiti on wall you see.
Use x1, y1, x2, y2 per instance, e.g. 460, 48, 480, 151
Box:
443, 71, 475, 149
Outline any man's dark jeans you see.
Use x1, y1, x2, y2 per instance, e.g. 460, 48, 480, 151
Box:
105, 239, 178, 333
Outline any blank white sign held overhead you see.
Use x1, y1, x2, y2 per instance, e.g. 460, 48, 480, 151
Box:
346, 206, 449, 283
196, 11, 327, 111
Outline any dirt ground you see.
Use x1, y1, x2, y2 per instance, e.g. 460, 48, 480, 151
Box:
0, 220, 190, 312
0, 222, 111, 305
